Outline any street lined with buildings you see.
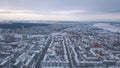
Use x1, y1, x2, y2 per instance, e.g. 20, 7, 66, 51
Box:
0, 22, 120, 68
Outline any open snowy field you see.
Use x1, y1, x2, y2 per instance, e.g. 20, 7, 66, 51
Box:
94, 23, 120, 33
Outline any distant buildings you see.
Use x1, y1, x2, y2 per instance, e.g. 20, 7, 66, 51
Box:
2, 31, 15, 43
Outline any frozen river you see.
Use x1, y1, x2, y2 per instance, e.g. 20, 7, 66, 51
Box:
94, 23, 120, 32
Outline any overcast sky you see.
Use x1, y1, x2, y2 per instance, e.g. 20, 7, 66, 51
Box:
0, 0, 120, 21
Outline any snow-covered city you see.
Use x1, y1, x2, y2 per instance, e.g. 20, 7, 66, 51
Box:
0, 21, 120, 68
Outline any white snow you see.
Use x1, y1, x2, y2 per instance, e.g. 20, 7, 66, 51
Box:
94, 23, 120, 32
15, 34, 22, 38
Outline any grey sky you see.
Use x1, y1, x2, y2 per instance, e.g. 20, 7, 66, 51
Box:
0, 0, 120, 21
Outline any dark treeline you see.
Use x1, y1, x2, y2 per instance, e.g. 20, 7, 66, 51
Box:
0, 23, 51, 29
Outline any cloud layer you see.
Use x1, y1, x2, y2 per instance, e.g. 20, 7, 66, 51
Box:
0, 0, 120, 21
